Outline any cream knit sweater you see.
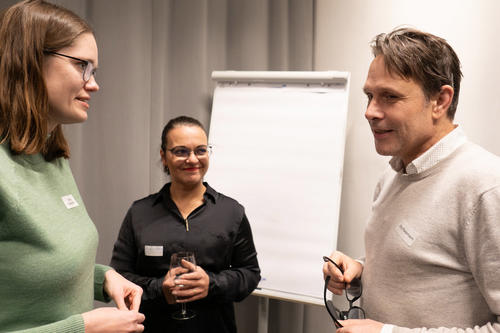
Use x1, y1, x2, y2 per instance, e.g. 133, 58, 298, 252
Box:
362, 131, 500, 332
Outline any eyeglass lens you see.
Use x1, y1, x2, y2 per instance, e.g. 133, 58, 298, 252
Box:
345, 280, 362, 301
169, 146, 210, 158
83, 63, 96, 82
346, 307, 365, 319
327, 298, 365, 321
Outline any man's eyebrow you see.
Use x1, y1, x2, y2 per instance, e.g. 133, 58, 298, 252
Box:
362, 86, 377, 95
363, 85, 402, 95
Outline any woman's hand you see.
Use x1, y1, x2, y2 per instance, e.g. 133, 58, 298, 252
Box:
170, 260, 210, 303
323, 251, 363, 295
82, 307, 145, 333
162, 266, 188, 304
103, 269, 143, 311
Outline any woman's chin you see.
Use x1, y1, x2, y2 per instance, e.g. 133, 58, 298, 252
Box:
174, 176, 203, 187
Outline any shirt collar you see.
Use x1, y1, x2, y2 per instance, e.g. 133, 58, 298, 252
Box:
389, 126, 467, 175
152, 182, 217, 206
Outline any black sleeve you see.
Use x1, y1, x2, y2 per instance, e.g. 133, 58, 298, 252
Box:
110, 208, 165, 302
207, 213, 261, 302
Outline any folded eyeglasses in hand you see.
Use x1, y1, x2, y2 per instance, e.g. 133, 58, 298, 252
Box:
323, 256, 366, 328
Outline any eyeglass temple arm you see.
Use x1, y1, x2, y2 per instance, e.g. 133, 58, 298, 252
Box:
323, 256, 344, 273
324, 275, 343, 328
323, 256, 345, 328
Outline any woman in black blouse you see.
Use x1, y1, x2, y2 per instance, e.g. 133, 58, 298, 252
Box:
110, 115, 260, 333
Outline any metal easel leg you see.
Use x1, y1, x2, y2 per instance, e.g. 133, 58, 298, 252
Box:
257, 296, 269, 333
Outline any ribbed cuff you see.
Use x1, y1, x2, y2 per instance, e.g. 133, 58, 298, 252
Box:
94, 264, 112, 302
18, 314, 85, 333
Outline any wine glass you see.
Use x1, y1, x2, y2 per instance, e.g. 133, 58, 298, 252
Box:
170, 251, 197, 320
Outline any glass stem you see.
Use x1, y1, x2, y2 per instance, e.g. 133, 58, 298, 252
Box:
181, 303, 187, 315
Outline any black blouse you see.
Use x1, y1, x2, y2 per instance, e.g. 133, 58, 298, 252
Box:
110, 182, 261, 333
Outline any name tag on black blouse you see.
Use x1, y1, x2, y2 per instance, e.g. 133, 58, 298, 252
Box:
145, 245, 163, 256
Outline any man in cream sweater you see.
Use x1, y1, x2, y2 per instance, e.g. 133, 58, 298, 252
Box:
323, 27, 500, 333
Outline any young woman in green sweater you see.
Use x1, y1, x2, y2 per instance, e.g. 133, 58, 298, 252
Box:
0, 1, 144, 332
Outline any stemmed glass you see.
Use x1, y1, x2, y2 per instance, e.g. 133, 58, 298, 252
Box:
170, 252, 197, 320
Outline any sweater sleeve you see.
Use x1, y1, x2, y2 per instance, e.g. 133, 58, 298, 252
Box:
110, 208, 165, 302
207, 213, 261, 302
392, 187, 500, 333
94, 264, 112, 302
6, 315, 85, 333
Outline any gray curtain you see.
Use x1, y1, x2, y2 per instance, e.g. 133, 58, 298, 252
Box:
0, 0, 330, 332
66, 0, 314, 273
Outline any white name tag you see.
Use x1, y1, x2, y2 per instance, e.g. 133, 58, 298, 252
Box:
145, 245, 163, 257
61, 194, 79, 209
396, 223, 416, 247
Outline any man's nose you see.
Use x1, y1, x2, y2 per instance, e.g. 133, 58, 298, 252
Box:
365, 99, 383, 121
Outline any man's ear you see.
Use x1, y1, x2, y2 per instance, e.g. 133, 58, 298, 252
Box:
432, 85, 454, 119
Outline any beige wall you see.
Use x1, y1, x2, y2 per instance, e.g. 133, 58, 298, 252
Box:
309, 1, 500, 331
315, 0, 500, 263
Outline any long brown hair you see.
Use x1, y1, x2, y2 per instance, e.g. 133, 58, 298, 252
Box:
0, 0, 93, 161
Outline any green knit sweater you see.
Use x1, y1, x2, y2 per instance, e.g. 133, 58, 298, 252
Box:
0, 143, 110, 332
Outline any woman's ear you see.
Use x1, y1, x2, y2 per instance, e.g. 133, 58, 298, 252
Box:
160, 149, 166, 165
160, 149, 169, 173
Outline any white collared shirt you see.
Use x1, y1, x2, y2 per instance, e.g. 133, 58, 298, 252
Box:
389, 126, 467, 175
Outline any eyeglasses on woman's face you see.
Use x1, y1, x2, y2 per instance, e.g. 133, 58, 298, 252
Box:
166, 145, 212, 159
44, 50, 97, 82
323, 256, 366, 328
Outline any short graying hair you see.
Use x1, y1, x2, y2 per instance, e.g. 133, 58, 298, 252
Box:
371, 27, 462, 119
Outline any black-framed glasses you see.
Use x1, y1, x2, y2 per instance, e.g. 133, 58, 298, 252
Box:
323, 256, 365, 328
166, 145, 212, 159
44, 51, 97, 82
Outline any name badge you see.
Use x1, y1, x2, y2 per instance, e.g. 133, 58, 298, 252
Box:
61, 194, 79, 209
145, 245, 163, 257
396, 223, 416, 247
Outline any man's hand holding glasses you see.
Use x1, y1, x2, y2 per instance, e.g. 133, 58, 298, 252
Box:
323, 251, 363, 294
322, 252, 365, 329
